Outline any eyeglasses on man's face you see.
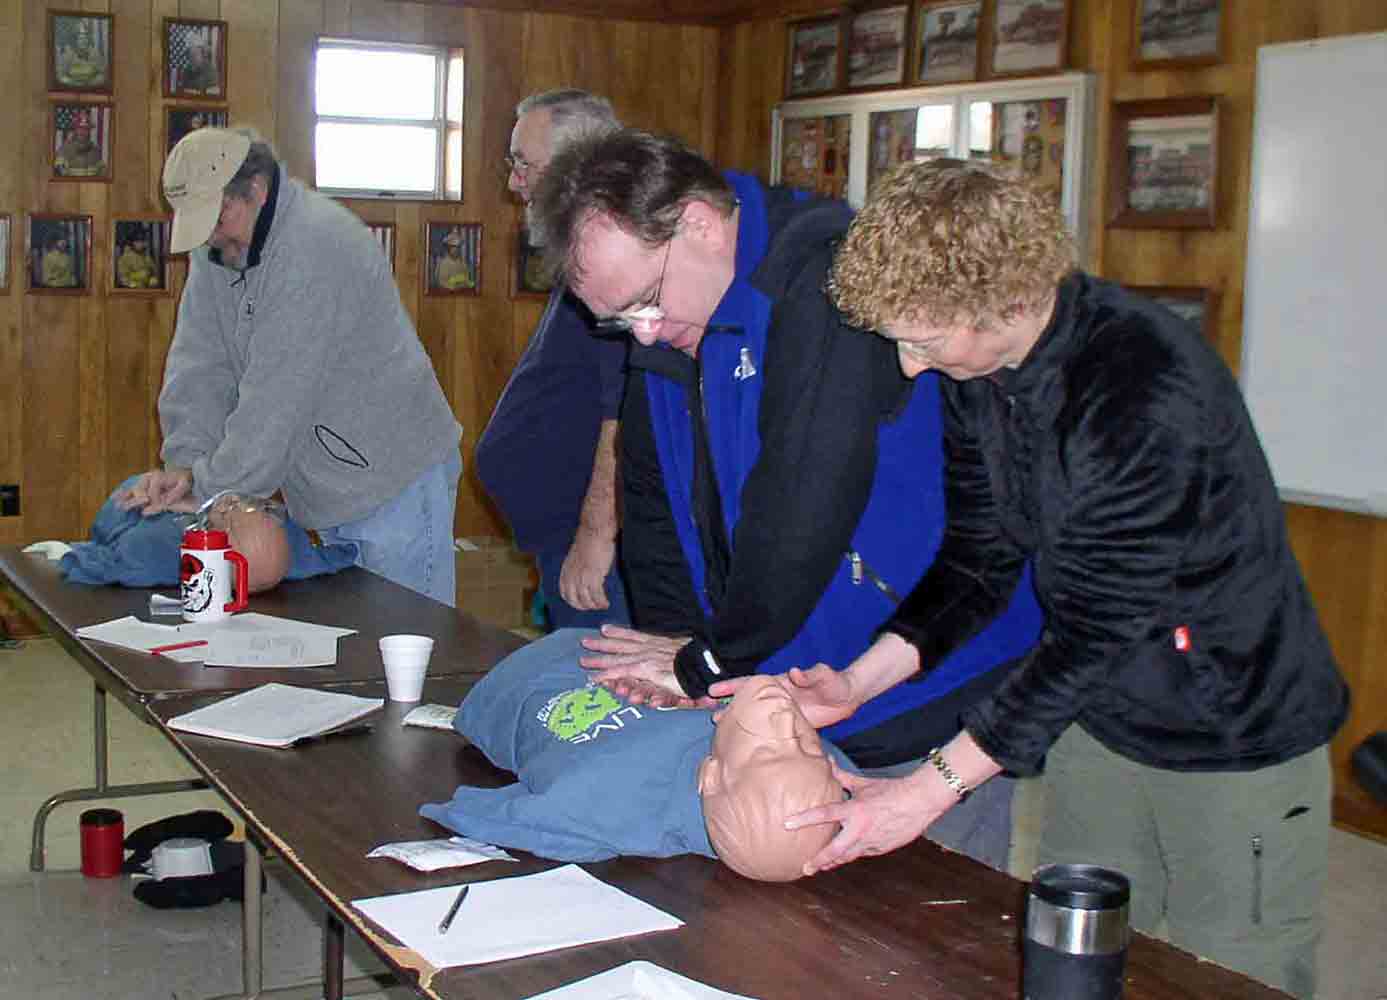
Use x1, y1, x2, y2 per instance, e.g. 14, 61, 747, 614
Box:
505, 153, 536, 179
593, 237, 673, 336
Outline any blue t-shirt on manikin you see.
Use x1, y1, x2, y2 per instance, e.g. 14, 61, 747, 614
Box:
420, 629, 854, 864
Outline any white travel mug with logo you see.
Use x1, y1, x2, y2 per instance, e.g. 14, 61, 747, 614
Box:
180, 528, 249, 623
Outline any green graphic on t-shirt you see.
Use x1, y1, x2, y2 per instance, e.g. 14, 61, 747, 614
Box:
545, 686, 622, 741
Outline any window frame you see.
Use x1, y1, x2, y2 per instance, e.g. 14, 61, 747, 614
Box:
313, 36, 454, 201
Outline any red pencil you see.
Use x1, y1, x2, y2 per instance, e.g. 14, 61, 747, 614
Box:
148, 639, 209, 656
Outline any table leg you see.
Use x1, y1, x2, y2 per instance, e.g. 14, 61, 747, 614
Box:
30, 681, 207, 871
324, 912, 344, 1000
244, 833, 264, 999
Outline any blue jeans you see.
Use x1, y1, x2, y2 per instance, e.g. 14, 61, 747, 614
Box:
537, 546, 631, 630
320, 449, 461, 607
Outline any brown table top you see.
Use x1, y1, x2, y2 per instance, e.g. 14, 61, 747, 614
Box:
0, 547, 524, 712
149, 678, 1291, 1000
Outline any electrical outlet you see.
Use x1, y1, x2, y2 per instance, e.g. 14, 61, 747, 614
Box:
0, 484, 19, 517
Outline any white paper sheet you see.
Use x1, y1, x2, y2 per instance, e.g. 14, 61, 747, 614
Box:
352, 865, 683, 969
203, 631, 340, 667
165, 683, 383, 747
524, 961, 758, 1000
76, 613, 356, 666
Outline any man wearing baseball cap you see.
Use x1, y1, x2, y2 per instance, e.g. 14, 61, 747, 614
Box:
120, 127, 463, 606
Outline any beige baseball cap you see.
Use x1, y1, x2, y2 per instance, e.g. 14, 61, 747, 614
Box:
163, 128, 251, 253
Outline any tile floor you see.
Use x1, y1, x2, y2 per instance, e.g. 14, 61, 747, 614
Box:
2, 637, 1385, 999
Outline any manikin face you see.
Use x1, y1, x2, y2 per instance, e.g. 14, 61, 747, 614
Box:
571, 207, 732, 357
698, 676, 845, 881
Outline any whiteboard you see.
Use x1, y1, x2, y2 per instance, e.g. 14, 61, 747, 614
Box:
1240, 32, 1387, 516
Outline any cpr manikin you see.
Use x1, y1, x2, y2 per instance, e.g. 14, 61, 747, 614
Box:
420, 630, 852, 882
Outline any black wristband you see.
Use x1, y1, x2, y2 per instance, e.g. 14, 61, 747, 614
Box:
673, 639, 724, 700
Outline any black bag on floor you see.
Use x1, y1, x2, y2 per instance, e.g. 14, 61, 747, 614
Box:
122, 809, 260, 909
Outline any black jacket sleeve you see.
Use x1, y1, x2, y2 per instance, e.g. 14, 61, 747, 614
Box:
620, 366, 705, 635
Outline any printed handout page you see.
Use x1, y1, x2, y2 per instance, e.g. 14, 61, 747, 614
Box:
165, 683, 383, 747
524, 961, 759, 1000
352, 864, 683, 969
76, 612, 357, 666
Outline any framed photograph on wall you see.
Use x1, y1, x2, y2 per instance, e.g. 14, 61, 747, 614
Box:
916, 0, 982, 84
163, 18, 228, 99
424, 221, 481, 296
51, 102, 113, 182
1108, 96, 1218, 229
512, 226, 553, 299
111, 218, 171, 293
848, 5, 911, 90
1129, 284, 1220, 341
48, 11, 113, 94
0, 214, 11, 293
786, 15, 843, 98
26, 214, 92, 294
165, 107, 229, 156
990, 0, 1069, 77
1134, 0, 1222, 68
367, 222, 397, 274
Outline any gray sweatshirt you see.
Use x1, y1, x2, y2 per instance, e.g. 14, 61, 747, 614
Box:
159, 167, 460, 529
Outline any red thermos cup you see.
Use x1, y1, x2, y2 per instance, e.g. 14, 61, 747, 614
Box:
80, 808, 124, 878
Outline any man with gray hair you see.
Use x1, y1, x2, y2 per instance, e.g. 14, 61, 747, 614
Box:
120, 127, 462, 605
474, 90, 631, 628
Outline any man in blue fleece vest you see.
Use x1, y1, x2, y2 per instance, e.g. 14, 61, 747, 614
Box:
527, 129, 1043, 871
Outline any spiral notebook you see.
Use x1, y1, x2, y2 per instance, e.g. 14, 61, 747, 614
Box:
165, 683, 384, 748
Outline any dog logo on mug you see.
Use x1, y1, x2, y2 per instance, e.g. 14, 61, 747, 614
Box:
180, 553, 215, 613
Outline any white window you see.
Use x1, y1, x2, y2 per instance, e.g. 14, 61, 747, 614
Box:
314, 38, 463, 200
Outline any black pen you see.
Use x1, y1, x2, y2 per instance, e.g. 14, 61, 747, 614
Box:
437, 884, 469, 934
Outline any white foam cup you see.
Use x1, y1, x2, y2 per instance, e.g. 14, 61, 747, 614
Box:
379, 634, 434, 702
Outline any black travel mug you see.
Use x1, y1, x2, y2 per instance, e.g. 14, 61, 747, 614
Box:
1023, 863, 1130, 1000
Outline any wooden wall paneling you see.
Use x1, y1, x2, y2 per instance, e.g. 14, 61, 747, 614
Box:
77, 182, 110, 527
276, 0, 323, 183
608, 20, 653, 130
22, 296, 82, 540
0, 0, 24, 542
150, 0, 180, 207
178, 0, 221, 23
105, 299, 154, 488
393, 201, 421, 325
675, 25, 719, 155
224, 0, 279, 141
345, 0, 426, 42
321, 0, 349, 37
110, 0, 152, 215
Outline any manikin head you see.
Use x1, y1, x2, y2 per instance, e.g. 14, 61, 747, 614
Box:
206, 499, 290, 593
698, 676, 846, 882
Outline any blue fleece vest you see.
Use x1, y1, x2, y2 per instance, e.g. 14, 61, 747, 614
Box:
644, 175, 1042, 742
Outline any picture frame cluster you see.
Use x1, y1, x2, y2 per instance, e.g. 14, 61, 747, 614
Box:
785, 1, 1224, 96
785, 0, 1073, 99
29, 12, 233, 295
45, 12, 230, 186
